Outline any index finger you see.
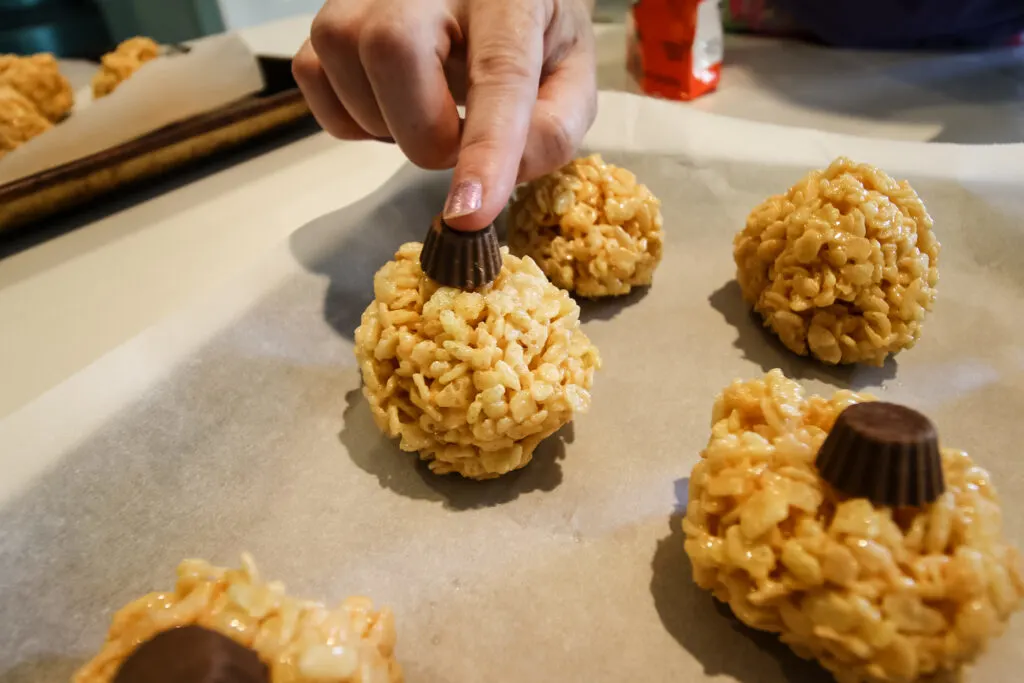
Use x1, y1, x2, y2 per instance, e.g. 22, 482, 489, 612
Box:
442, 1, 547, 231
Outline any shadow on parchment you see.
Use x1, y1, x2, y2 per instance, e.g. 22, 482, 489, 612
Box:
0, 656, 82, 683
339, 388, 569, 510
577, 286, 650, 323
650, 478, 833, 683
288, 163, 450, 341
708, 280, 897, 390
285, 157, 667, 338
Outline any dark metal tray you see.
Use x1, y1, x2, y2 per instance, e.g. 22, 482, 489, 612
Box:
0, 56, 312, 234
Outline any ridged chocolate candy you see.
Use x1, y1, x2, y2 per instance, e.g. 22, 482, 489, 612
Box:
420, 215, 502, 289
816, 401, 945, 507
113, 626, 269, 683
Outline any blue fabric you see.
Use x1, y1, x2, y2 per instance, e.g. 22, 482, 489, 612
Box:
770, 0, 1024, 48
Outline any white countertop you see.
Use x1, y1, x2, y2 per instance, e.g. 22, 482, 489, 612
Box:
1, 17, 1022, 418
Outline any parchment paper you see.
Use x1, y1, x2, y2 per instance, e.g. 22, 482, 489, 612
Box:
0, 33, 264, 186
1, 92, 1022, 683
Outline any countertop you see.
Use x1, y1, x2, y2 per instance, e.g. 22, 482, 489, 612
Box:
1, 17, 1022, 418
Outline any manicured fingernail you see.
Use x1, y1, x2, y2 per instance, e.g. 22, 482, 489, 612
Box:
443, 179, 482, 220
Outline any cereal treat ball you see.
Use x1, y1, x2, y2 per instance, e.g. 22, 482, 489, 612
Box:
0, 85, 51, 158
74, 555, 402, 683
0, 53, 73, 122
355, 242, 601, 480
92, 37, 161, 99
684, 370, 1024, 683
508, 154, 664, 298
734, 158, 940, 366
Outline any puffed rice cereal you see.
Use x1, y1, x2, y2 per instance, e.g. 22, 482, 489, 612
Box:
355, 242, 601, 479
0, 85, 51, 158
92, 37, 161, 99
0, 52, 73, 122
74, 554, 402, 683
684, 370, 1023, 683
734, 158, 940, 366
508, 154, 664, 298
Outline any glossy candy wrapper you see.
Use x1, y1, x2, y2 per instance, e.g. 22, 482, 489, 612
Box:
627, 0, 724, 101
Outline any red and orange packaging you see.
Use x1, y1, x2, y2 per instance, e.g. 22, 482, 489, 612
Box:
626, 0, 724, 101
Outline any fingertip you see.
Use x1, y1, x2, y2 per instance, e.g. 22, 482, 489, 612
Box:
291, 40, 318, 83
444, 136, 530, 231
308, 5, 359, 57
442, 178, 489, 231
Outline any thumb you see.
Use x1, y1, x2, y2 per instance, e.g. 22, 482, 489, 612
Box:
443, 2, 546, 232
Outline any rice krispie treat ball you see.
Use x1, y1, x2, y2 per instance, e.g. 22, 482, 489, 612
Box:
355, 242, 601, 480
92, 37, 161, 99
0, 85, 51, 158
734, 158, 940, 366
0, 52, 73, 122
684, 370, 1024, 683
74, 555, 402, 683
508, 154, 664, 298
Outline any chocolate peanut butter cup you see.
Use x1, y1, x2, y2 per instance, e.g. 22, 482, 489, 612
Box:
420, 215, 502, 290
816, 401, 945, 507
113, 625, 269, 683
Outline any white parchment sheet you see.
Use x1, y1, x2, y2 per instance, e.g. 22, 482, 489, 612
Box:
1, 92, 1022, 683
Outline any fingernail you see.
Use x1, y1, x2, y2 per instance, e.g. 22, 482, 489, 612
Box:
443, 179, 482, 220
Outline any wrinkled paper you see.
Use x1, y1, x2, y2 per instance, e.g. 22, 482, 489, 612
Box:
1, 92, 1022, 683
0, 33, 264, 186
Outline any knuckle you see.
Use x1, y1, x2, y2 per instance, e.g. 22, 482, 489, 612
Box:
309, 13, 360, 56
515, 2, 548, 35
404, 140, 456, 171
459, 137, 505, 165
472, 46, 535, 84
359, 18, 414, 66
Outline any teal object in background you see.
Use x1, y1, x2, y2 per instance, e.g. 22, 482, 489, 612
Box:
96, 0, 224, 44
0, 0, 113, 58
0, 0, 226, 58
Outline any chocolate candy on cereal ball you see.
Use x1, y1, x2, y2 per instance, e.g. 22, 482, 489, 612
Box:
683, 370, 1024, 683
816, 401, 944, 507
74, 555, 403, 683
113, 626, 268, 683
420, 215, 502, 290
355, 241, 601, 480
508, 154, 664, 298
733, 158, 940, 366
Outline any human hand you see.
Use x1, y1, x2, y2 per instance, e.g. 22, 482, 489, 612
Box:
293, 0, 597, 231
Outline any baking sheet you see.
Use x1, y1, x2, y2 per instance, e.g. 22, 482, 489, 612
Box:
0, 33, 264, 186
1, 92, 1023, 683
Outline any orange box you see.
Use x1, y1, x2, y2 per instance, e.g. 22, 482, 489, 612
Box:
627, 0, 724, 101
